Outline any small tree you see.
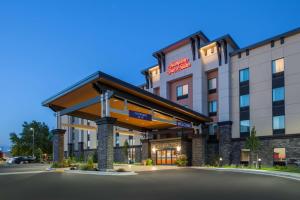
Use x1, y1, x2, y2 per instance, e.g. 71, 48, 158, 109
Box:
245, 126, 261, 168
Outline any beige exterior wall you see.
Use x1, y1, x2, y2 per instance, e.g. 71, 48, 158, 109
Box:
231, 33, 300, 138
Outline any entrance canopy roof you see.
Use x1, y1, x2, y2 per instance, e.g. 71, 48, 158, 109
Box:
42, 71, 210, 131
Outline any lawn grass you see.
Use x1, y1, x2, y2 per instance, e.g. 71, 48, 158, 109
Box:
208, 165, 300, 174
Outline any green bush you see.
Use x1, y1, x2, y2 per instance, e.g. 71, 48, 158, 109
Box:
145, 159, 153, 166
51, 162, 67, 168
176, 154, 188, 167
80, 156, 95, 171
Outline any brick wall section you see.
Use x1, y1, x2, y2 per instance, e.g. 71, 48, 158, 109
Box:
231, 136, 300, 166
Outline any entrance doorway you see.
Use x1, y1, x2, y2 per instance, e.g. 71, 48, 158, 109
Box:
156, 149, 177, 165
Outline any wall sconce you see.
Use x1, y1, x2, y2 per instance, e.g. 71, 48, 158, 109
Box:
176, 146, 181, 152
152, 147, 156, 153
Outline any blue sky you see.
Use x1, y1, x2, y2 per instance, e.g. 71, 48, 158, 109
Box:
0, 0, 299, 148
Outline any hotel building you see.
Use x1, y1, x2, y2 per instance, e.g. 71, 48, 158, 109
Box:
45, 27, 300, 168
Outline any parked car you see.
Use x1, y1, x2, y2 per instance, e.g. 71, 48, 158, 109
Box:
6, 156, 36, 164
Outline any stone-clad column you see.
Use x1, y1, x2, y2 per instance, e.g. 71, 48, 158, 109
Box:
192, 134, 207, 166
96, 117, 116, 171
218, 121, 233, 165
141, 139, 150, 161
52, 129, 66, 163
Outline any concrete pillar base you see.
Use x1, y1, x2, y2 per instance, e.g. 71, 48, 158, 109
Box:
192, 134, 207, 166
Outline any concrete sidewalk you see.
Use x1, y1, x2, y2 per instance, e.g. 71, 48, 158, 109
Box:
114, 164, 181, 172
193, 167, 300, 181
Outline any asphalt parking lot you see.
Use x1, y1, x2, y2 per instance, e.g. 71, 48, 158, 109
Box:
0, 168, 299, 200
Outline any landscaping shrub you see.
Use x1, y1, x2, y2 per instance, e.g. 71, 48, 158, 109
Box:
176, 154, 188, 167
51, 162, 66, 168
145, 159, 153, 166
80, 156, 95, 171
116, 168, 127, 172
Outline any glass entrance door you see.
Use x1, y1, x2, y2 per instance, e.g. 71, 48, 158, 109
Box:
156, 149, 177, 165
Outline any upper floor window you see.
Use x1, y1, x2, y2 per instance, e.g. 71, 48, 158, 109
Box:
273, 115, 285, 130
209, 100, 217, 113
176, 84, 188, 100
239, 68, 249, 83
272, 87, 285, 102
272, 58, 284, 74
208, 78, 217, 91
240, 94, 250, 108
240, 120, 250, 133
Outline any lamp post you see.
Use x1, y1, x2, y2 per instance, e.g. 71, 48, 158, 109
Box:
219, 157, 223, 167
258, 158, 262, 169
30, 128, 35, 158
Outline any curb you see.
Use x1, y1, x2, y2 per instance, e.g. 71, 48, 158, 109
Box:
65, 170, 137, 176
193, 167, 300, 182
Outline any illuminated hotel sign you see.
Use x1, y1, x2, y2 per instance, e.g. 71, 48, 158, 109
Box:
129, 110, 152, 121
176, 121, 192, 128
167, 58, 191, 75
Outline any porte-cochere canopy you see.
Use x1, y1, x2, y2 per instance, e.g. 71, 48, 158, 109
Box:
42, 71, 210, 131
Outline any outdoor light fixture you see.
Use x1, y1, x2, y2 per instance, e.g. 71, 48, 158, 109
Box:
258, 158, 262, 169
219, 157, 223, 161
219, 157, 223, 167
176, 146, 181, 152
151, 147, 156, 153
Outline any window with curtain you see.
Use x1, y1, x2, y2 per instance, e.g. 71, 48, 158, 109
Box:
272, 87, 285, 102
273, 115, 285, 130
240, 94, 250, 107
272, 58, 284, 74
209, 100, 217, 113
239, 68, 249, 82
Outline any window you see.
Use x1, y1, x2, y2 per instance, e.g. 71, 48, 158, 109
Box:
87, 131, 90, 149
208, 78, 217, 90
115, 133, 120, 147
240, 94, 249, 108
240, 120, 250, 133
240, 68, 249, 82
273, 115, 285, 130
274, 148, 286, 162
272, 58, 284, 74
209, 100, 217, 113
208, 124, 218, 135
272, 87, 285, 102
240, 149, 250, 163
176, 84, 188, 100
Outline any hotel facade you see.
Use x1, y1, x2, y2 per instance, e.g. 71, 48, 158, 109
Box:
45, 27, 300, 169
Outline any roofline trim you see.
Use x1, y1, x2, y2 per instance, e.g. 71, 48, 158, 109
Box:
230, 26, 300, 56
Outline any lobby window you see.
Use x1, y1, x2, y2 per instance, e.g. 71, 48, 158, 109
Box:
176, 84, 188, 100
240, 149, 250, 165
273, 148, 286, 166
87, 131, 90, 149
239, 68, 249, 83
208, 78, 217, 93
273, 115, 285, 130
272, 58, 284, 74
272, 87, 285, 102
208, 124, 218, 135
115, 133, 120, 147
240, 94, 250, 108
240, 120, 250, 134
208, 100, 217, 115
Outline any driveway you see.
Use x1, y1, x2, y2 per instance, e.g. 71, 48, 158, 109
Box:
0, 168, 299, 200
